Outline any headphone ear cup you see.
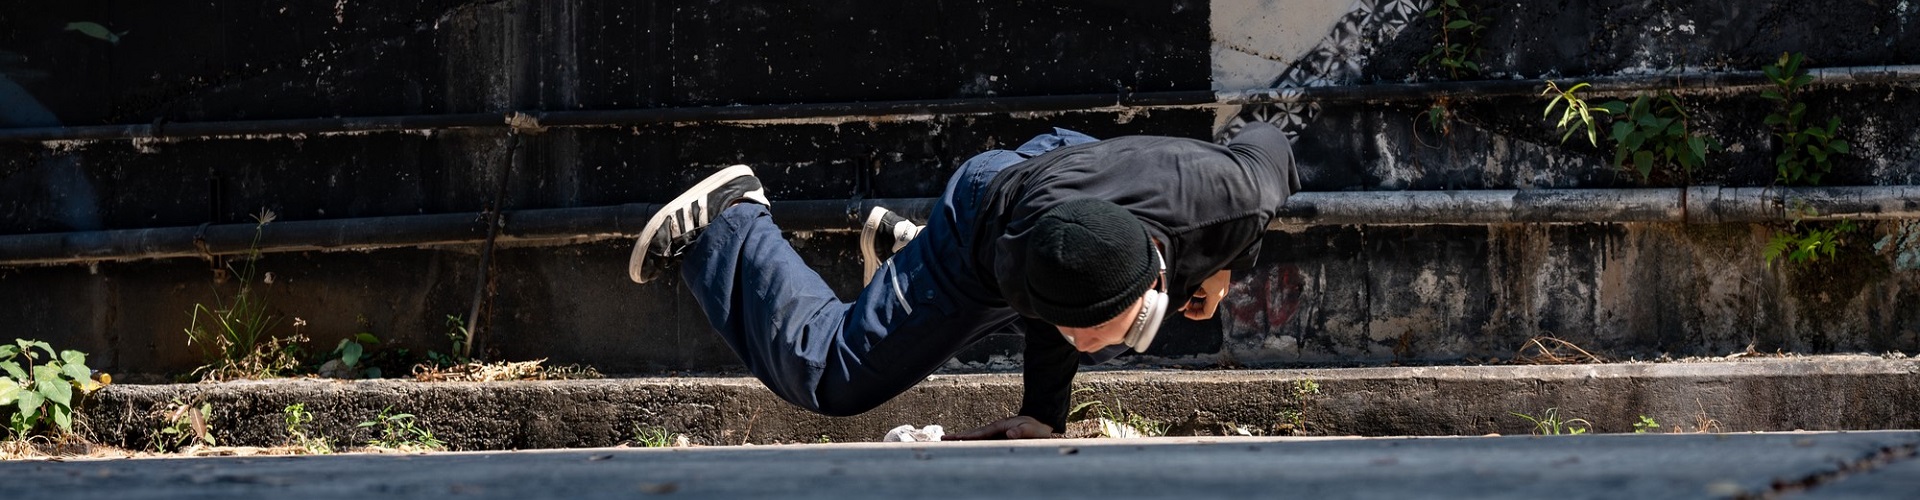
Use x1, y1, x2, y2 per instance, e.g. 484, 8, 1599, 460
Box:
1124, 290, 1168, 353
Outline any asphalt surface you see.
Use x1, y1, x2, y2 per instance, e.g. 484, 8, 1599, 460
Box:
5, 431, 1918, 499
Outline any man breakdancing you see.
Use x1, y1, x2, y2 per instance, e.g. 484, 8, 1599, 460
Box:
630, 122, 1299, 439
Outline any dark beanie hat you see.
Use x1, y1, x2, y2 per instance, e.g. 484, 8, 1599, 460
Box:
1025, 199, 1158, 328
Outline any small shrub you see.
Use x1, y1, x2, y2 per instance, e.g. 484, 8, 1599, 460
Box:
1763, 52, 1850, 185
1419, 0, 1489, 80
0, 339, 104, 439
1597, 92, 1720, 184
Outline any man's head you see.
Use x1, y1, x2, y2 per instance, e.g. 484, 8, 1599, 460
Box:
1024, 198, 1162, 352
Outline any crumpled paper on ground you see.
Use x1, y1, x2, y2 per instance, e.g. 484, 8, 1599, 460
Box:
882, 425, 944, 442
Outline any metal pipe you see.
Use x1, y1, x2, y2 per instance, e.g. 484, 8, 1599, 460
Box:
1271, 185, 1920, 226
0, 199, 936, 266
4, 65, 1916, 143
2, 187, 1914, 267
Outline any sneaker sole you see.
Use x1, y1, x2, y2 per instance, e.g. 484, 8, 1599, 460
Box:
628, 164, 769, 284
859, 206, 890, 284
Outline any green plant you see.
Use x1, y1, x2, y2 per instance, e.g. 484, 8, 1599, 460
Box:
1542, 81, 1611, 146
1597, 92, 1720, 184
1763, 52, 1851, 185
186, 209, 306, 381
357, 406, 444, 451
325, 333, 383, 379
151, 399, 215, 451
1419, 0, 1489, 80
1511, 408, 1591, 435
1766, 217, 1858, 267
1278, 378, 1322, 434
0, 339, 103, 438
1633, 415, 1660, 434
283, 403, 331, 454
426, 315, 473, 368
632, 425, 680, 448
1069, 389, 1166, 438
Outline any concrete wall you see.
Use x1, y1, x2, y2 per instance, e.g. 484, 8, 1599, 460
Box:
0, 0, 1916, 378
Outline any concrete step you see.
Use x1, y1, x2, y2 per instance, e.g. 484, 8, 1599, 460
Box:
78, 355, 1920, 451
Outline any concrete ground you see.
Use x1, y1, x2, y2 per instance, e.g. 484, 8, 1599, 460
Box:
5, 431, 1916, 499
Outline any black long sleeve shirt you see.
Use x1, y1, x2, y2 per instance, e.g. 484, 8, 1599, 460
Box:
968, 122, 1301, 430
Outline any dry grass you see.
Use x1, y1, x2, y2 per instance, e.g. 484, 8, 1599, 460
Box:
410, 359, 603, 382
1513, 336, 1607, 365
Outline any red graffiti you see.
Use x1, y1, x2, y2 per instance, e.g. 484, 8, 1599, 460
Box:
1225, 264, 1305, 333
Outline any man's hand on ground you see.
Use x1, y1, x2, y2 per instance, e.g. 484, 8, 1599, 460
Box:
950, 416, 1058, 440
1182, 269, 1232, 320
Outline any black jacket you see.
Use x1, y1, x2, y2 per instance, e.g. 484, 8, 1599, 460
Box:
969, 121, 1301, 430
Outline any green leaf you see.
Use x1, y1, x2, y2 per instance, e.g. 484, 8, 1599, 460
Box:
1597, 101, 1628, 115
1633, 151, 1655, 179
63, 363, 91, 385
1793, 75, 1814, 88
63, 22, 122, 44
342, 342, 364, 367
1446, 19, 1475, 29
1610, 121, 1632, 141
35, 365, 72, 406
0, 344, 18, 359
24, 340, 55, 359
52, 403, 72, 432
1623, 131, 1646, 152
60, 350, 87, 368
355, 333, 380, 345
17, 389, 43, 417
1764, 114, 1787, 126
1830, 140, 1851, 154
0, 378, 19, 406
0, 360, 24, 381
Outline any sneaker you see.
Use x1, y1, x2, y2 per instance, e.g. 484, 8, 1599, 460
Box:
628, 164, 771, 283
859, 206, 923, 284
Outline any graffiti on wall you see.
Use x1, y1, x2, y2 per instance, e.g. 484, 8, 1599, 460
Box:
1214, 0, 1431, 142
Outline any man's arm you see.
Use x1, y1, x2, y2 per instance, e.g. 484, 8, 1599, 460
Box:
951, 317, 1078, 440
1016, 316, 1079, 431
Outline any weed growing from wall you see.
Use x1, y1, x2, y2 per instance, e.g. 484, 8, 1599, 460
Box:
149, 399, 215, 451
1632, 415, 1660, 434
1541, 81, 1609, 146
186, 209, 306, 381
1597, 92, 1720, 184
358, 406, 445, 452
1068, 389, 1167, 438
1419, 0, 1488, 80
1763, 53, 1851, 186
283, 403, 331, 454
1510, 407, 1591, 435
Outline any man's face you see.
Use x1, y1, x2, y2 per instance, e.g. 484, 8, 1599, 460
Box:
1057, 295, 1146, 352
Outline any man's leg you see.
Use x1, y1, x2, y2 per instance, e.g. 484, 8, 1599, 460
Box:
680, 200, 1017, 416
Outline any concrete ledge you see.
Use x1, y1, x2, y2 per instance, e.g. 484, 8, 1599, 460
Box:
78, 356, 1920, 450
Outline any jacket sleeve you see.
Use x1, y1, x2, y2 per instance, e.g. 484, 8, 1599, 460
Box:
1017, 316, 1079, 432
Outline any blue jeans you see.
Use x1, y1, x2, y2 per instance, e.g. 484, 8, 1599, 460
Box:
681, 129, 1096, 416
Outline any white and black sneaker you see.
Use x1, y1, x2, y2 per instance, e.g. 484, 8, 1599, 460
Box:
628, 164, 771, 284
859, 206, 924, 284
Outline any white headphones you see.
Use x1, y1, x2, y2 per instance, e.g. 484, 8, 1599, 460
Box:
1062, 247, 1168, 353
1120, 247, 1169, 353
